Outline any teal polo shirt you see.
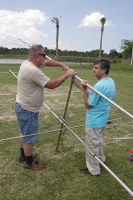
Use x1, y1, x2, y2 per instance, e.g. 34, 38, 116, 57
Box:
86, 77, 116, 128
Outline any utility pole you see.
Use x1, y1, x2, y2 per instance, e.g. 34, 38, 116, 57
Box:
51, 17, 60, 60
99, 17, 106, 58
131, 46, 133, 66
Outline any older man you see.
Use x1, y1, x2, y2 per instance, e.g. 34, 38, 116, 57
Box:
15, 44, 75, 170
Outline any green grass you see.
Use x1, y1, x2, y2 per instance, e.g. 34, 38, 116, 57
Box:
0, 61, 133, 200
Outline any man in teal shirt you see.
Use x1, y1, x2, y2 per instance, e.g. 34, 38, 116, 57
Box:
80, 59, 115, 176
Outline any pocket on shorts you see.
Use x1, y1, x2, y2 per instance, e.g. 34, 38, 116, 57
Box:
15, 103, 25, 112
15, 103, 31, 134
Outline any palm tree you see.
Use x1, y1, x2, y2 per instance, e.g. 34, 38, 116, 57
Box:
51, 17, 60, 60
99, 17, 106, 58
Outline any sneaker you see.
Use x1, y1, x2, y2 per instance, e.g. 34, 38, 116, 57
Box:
19, 154, 37, 163
80, 167, 100, 176
80, 167, 90, 174
24, 160, 44, 170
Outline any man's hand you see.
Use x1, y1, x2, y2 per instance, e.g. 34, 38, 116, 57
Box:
81, 80, 88, 92
81, 80, 88, 87
65, 69, 75, 77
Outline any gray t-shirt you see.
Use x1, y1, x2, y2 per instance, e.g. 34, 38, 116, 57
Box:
16, 60, 50, 112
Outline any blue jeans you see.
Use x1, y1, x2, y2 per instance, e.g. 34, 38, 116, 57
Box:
15, 103, 39, 144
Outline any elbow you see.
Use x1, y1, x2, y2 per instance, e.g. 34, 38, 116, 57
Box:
85, 105, 90, 109
51, 83, 58, 89
49, 87, 55, 89
48, 84, 56, 89
85, 105, 88, 109
44, 80, 58, 89
85, 102, 91, 109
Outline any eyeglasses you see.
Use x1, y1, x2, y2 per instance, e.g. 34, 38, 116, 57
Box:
38, 53, 46, 58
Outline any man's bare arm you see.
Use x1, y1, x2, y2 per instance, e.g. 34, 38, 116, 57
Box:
44, 58, 69, 71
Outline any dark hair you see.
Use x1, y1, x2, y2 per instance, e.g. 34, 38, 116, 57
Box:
94, 59, 110, 75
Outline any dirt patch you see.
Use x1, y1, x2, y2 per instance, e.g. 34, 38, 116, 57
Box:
0, 115, 16, 121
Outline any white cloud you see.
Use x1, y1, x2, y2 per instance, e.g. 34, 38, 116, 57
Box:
79, 11, 113, 28
0, 9, 49, 48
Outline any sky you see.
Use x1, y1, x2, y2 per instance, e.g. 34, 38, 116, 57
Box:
0, 0, 132, 53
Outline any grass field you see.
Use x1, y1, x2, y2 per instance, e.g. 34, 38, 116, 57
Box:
0, 61, 133, 200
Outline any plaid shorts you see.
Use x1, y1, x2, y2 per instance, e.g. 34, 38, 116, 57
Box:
15, 103, 39, 144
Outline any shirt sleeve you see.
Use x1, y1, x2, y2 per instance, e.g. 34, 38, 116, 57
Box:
32, 69, 50, 87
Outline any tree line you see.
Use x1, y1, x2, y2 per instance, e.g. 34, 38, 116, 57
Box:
0, 39, 132, 61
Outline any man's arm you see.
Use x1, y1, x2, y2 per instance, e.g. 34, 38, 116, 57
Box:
44, 69, 75, 89
81, 80, 92, 109
73, 78, 85, 91
73, 78, 90, 92
44, 58, 69, 71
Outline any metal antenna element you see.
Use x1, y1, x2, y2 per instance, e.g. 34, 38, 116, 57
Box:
9, 70, 18, 79
43, 102, 133, 197
9, 67, 133, 197
0, 124, 84, 142
75, 75, 133, 119
9, 68, 133, 120
112, 137, 133, 141
56, 78, 74, 152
